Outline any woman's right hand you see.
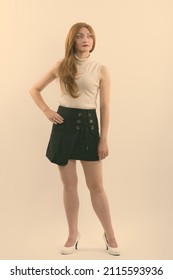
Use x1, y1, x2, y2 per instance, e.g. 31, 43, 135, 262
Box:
43, 108, 64, 124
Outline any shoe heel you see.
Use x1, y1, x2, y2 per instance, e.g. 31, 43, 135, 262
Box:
103, 233, 120, 256
60, 232, 80, 255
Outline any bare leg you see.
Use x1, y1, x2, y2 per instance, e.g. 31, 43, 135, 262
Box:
58, 160, 79, 247
81, 160, 118, 248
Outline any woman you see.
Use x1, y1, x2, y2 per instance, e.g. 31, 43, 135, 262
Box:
30, 22, 120, 256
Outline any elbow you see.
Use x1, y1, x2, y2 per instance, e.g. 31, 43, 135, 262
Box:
29, 87, 39, 97
29, 87, 34, 97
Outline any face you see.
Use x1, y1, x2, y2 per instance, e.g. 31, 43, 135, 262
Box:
74, 27, 94, 55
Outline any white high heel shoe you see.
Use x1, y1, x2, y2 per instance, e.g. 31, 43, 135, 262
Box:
103, 233, 120, 256
60, 232, 80, 255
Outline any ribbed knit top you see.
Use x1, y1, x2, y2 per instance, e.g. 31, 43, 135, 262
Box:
58, 54, 103, 109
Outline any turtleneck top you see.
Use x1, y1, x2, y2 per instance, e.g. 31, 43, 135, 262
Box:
57, 54, 103, 109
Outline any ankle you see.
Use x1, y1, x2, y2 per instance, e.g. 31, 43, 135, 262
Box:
68, 230, 78, 238
64, 232, 78, 247
105, 233, 118, 248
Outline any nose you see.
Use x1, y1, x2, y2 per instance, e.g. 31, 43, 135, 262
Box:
82, 35, 88, 42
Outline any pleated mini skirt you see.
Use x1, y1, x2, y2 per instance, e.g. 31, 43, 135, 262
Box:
46, 106, 100, 166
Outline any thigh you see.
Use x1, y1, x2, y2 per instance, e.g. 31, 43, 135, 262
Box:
80, 160, 103, 190
58, 160, 78, 188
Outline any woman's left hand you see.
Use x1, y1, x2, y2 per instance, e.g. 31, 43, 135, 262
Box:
98, 139, 109, 160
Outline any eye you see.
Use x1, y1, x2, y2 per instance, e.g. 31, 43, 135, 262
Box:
76, 34, 83, 39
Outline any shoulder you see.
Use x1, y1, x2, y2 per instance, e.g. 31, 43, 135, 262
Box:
57, 59, 63, 66
90, 57, 109, 76
52, 59, 63, 77
46, 60, 62, 76
100, 65, 110, 81
90, 59, 102, 68
89, 60, 110, 82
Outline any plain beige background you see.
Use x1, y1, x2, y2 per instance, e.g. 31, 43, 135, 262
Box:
0, 0, 173, 260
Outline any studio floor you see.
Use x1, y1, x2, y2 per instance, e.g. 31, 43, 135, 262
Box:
1, 212, 172, 260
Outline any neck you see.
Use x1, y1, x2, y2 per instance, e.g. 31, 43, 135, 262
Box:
75, 51, 90, 59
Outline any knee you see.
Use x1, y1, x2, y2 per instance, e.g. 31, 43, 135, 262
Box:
62, 178, 78, 192
87, 181, 104, 194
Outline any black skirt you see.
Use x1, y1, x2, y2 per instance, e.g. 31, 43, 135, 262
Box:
46, 106, 100, 166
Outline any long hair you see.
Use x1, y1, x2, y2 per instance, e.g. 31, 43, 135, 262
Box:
57, 22, 96, 98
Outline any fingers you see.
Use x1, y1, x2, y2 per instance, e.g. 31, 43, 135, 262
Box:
51, 113, 64, 124
44, 109, 64, 124
98, 147, 108, 160
50, 113, 62, 124
98, 141, 109, 160
98, 150, 108, 160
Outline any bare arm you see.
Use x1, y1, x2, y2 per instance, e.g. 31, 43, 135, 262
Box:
98, 65, 111, 160
30, 63, 63, 124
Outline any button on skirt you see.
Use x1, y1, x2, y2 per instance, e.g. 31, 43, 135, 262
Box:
46, 106, 100, 166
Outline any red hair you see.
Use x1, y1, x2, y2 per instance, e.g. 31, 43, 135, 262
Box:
57, 22, 96, 97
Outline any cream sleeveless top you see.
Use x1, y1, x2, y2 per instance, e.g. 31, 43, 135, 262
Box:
57, 54, 103, 109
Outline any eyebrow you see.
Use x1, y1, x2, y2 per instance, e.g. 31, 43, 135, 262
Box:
76, 32, 92, 35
